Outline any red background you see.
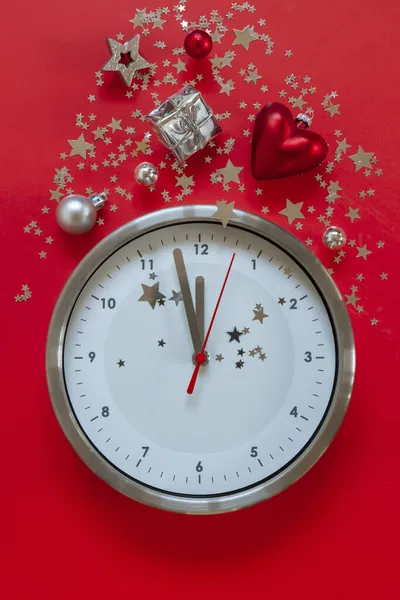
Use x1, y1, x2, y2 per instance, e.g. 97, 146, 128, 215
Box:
1, 0, 400, 598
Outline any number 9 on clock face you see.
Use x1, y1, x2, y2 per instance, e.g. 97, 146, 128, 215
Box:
46, 206, 355, 514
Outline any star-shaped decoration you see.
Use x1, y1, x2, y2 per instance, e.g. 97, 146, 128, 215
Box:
237, 349, 245, 356
149, 272, 157, 280
278, 297, 286, 305
50, 189, 63, 202
292, 95, 307, 110
371, 318, 379, 326
158, 298, 166, 306
336, 138, 351, 153
220, 160, 243, 185
227, 327, 243, 343
211, 200, 238, 228
242, 327, 250, 334
92, 126, 106, 141
108, 117, 123, 133
169, 290, 183, 306
349, 146, 374, 171
173, 58, 187, 73
254, 346, 262, 354
175, 174, 194, 189
255, 303, 262, 310
117, 359, 125, 367
138, 282, 165, 309
68, 134, 93, 159
259, 353, 267, 361
279, 199, 304, 225
235, 360, 245, 369
249, 349, 257, 357
102, 35, 151, 87
345, 291, 360, 306
253, 308, 269, 324
216, 354, 224, 362
345, 207, 361, 223
356, 244, 372, 260
325, 103, 341, 117
232, 25, 258, 51
158, 339, 166, 347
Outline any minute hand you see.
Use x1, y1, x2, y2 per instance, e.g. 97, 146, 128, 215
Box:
173, 249, 202, 354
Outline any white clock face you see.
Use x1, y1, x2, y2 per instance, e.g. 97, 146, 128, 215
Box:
63, 221, 337, 497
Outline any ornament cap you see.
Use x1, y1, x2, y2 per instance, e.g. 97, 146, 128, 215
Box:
88, 192, 107, 210
295, 113, 313, 128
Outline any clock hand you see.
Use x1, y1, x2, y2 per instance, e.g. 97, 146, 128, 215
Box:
173, 248, 202, 355
187, 253, 236, 395
195, 276, 205, 345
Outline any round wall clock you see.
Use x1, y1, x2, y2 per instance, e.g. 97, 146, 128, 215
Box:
46, 205, 355, 514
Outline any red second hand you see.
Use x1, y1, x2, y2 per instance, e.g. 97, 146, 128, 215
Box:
187, 253, 236, 395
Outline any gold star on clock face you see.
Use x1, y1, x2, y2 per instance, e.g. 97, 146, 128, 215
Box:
211, 200, 238, 228
68, 134, 93, 159
103, 35, 151, 87
117, 359, 125, 367
138, 282, 165, 309
215, 354, 224, 362
278, 297, 286, 305
349, 146, 375, 171
253, 308, 269, 324
232, 25, 258, 51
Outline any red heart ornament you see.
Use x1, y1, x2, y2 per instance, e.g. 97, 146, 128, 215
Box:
251, 102, 328, 180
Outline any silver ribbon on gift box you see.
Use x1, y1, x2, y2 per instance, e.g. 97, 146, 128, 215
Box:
146, 85, 222, 162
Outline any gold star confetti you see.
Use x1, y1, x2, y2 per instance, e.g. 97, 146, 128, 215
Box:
232, 25, 258, 51
216, 354, 224, 362
68, 134, 93, 159
211, 200, 238, 228
325, 103, 341, 117
108, 118, 123, 133
345, 207, 361, 222
356, 244, 372, 260
103, 36, 151, 87
349, 146, 375, 171
279, 199, 305, 225
278, 298, 286, 305
218, 159, 243, 184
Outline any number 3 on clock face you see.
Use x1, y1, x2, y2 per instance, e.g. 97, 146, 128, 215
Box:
46, 206, 355, 514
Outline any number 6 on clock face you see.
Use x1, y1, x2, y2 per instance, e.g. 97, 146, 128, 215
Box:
46, 206, 355, 514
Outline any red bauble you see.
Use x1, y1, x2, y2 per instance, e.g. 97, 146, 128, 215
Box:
184, 30, 213, 59
251, 102, 328, 180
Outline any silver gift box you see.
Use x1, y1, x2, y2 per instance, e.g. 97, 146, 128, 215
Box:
146, 85, 222, 162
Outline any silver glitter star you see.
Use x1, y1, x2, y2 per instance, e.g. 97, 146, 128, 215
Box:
103, 35, 151, 87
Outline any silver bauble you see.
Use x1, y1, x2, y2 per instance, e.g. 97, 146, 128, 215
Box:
322, 226, 347, 250
134, 162, 159, 186
56, 194, 97, 235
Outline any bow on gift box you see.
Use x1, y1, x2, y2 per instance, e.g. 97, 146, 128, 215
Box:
171, 102, 207, 154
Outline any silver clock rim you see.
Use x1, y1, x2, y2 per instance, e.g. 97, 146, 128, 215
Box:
46, 205, 355, 515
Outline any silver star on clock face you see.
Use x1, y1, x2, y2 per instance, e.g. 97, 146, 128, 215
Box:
102, 35, 151, 87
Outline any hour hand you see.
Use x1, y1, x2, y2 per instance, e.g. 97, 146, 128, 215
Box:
173, 249, 202, 355
195, 276, 205, 345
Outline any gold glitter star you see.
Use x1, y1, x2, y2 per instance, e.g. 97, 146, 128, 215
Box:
279, 199, 304, 225
138, 282, 165, 309
356, 244, 372, 260
173, 58, 187, 73
242, 327, 250, 334
108, 118, 123, 133
325, 103, 341, 117
253, 308, 269, 324
219, 159, 243, 184
92, 126, 106, 141
68, 134, 93, 159
216, 354, 224, 362
50, 189, 63, 202
232, 25, 258, 51
211, 200, 238, 228
345, 291, 360, 306
336, 138, 351, 153
102, 35, 151, 87
175, 174, 194, 189
278, 297, 286, 305
349, 146, 374, 171
291, 95, 307, 110
345, 207, 360, 222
